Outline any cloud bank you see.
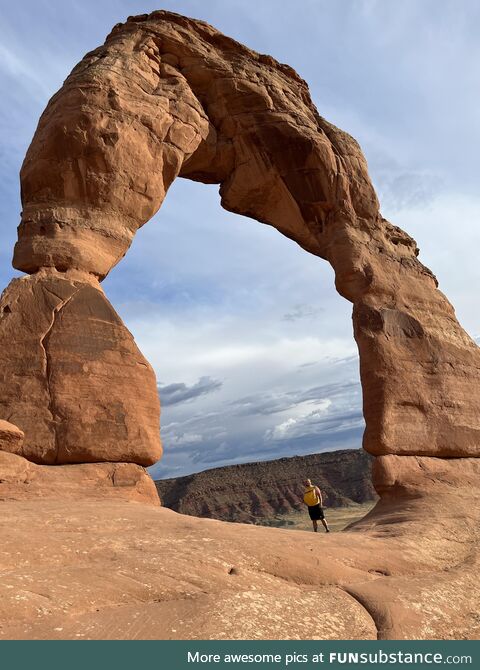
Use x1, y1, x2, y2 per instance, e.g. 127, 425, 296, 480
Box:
159, 376, 223, 407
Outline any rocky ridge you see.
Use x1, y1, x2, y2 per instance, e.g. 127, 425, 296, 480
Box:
156, 449, 376, 523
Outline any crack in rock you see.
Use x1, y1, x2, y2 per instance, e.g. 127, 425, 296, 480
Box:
38, 286, 80, 464
337, 585, 381, 640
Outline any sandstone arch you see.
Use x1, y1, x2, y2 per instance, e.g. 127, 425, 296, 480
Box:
1, 10, 480, 641
2, 10, 479, 475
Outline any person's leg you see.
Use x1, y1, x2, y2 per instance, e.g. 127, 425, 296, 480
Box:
312, 519, 318, 532
321, 518, 330, 532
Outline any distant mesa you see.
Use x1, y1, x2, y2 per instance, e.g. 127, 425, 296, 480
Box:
156, 449, 376, 523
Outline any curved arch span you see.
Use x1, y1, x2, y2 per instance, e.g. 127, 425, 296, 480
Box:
2, 11, 479, 475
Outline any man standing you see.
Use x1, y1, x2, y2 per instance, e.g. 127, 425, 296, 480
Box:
303, 478, 330, 533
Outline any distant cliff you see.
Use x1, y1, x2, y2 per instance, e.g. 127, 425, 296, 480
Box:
155, 449, 377, 523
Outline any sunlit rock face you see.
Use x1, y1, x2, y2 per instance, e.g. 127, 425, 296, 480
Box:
0, 273, 161, 466
0, 419, 24, 455
0, 10, 479, 642
6, 11, 479, 472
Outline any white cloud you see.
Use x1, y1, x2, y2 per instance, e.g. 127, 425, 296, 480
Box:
283, 304, 324, 322
168, 432, 203, 446
266, 399, 332, 441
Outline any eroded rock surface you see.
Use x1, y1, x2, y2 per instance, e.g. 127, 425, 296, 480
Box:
0, 10, 479, 640
0, 420, 24, 455
0, 272, 161, 465
1, 461, 479, 640
10, 10, 480, 462
0, 451, 159, 505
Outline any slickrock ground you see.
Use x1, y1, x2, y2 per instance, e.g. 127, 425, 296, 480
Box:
1, 456, 479, 640
156, 449, 376, 523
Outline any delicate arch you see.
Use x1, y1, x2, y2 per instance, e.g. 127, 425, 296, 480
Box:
13, 10, 480, 464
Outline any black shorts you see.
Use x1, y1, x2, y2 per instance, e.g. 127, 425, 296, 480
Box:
308, 504, 325, 520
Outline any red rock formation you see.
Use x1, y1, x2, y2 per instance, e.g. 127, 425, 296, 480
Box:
0, 420, 24, 455
7, 10, 479, 470
0, 451, 160, 505
0, 272, 161, 465
0, 10, 479, 641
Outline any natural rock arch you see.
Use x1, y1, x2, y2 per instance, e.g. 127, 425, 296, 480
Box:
1, 10, 479, 486
1, 10, 480, 641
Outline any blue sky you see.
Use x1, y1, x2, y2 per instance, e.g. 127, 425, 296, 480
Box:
1, 1, 479, 478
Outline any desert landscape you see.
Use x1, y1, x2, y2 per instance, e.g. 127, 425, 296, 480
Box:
1, 9, 479, 641
155, 448, 377, 527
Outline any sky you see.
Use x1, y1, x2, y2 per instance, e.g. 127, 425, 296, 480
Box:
1, 1, 479, 479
